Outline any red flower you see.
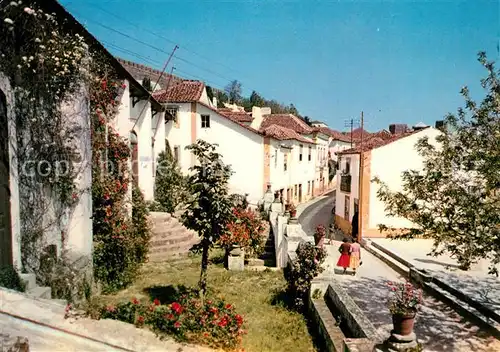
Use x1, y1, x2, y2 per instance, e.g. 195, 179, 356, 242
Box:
225, 304, 232, 309
101, 80, 107, 90
209, 306, 218, 314
174, 321, 181, 329
132, 297, 140, 305
218, 317, 228, 327
105, 305, 116, 312
165, 313, 175, 320
153, 298, 160, 306
72, 193, 78, 200
235, 314, 243, 327
137, 316, 145, 324
203, 332, 209, 337
121, 83, 127, 89
171, 302, 183, 314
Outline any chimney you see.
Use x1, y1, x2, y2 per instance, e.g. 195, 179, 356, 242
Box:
389, 123, 408, 135
250, 106, 264, 129
212, 96, 218, 108
260, 107, 271, 115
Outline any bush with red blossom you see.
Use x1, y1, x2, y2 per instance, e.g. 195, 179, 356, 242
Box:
98, 291, 245, 350
218, 207, 267, 258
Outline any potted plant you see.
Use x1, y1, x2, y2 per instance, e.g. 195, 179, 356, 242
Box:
289, 203, 297, 218
387, 281, 422, 336
314, 224, 327, 247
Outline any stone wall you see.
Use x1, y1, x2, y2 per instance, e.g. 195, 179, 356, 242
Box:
1, 333, 29, 352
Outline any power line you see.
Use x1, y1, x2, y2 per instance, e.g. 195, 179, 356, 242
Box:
74, 12, 236, 84
84, 2, 239, 74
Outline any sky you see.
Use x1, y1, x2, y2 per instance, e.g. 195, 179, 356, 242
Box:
61, 0, 499, 132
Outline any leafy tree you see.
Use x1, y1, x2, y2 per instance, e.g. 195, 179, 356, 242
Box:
249, 91, 265, 107
181, 140, 235, 298
215, 90, 229, 108
374, 52, 500, 275
288, 103, 299, 116
206, 85, 214, 102
224, 80, 242, 103
303, 116, 312, 126
154, 150, 189, 213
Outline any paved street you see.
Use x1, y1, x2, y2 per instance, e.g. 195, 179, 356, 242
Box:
299, 198, 500, 352
298, 191, 335, 237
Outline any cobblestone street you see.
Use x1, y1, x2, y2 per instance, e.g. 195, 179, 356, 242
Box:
300, 196, 500, 352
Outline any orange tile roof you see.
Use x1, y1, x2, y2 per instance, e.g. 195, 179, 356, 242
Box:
261, 114, 314, 134
152, 80, 205, 103
219, 110, 253, 123
314, 127, 352, 142
260, 124, 314, 144
338, 128, 429, 155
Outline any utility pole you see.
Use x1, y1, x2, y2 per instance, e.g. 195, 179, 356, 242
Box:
344, 118, 360, 148
358, 111, 364, 242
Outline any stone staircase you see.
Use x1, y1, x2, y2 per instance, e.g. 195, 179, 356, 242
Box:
18, 273, 66, 305
148, 212, 200, 262
247, 223, 276, 268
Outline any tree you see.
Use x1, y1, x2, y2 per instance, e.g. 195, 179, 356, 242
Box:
374, 52, 500, 275
181, 140, 235, 297
249, 91, 264, 107
303, 116, 312, 126
206, 85, 214, 102
154, 150, 189, 213
224, 80, 242, 103
142, 76, 152, 91
215, 90, 229, 108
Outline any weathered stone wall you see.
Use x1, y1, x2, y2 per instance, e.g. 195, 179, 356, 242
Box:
1, 333, 29, 352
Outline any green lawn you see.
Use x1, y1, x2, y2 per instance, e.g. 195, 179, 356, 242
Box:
94, 251, 317, 352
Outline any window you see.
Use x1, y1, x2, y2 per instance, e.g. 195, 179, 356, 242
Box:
344, 195, 350, 220
308, 146, 312, 161
354, 198, 359, 214
307, 181, 310, 195
345, 157, 351, 174
274, 149, 278, 168
201, 115, 210, 128
167, 107, 179, 126
294, 185, 297, 197
299, 144, 303, 161
284, 154, 288, 171
173, 146, 180, 164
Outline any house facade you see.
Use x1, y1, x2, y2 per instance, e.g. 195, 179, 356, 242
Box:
0, 0, 163, 274
334, 126, 442, 239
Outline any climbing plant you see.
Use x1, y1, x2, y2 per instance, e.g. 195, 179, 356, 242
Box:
0, 1, 90, 275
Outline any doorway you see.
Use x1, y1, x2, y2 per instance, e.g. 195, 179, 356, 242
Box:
0, 89, 12, 267
298, 184, 302, 203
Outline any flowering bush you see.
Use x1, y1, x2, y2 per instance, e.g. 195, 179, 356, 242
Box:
387, 281, 423, 315
98, 292, 245, 350
285, 241, 327, 310
218, 207, 266, 258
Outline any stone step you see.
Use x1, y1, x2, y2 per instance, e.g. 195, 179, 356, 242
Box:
148, 250, 193, 262
151, 226, 193, 238
26, 286, 51, 300
150, 231, 194, 245
246, 257, 276, 267
245, 266, 281, 272
19, 273, 36, 291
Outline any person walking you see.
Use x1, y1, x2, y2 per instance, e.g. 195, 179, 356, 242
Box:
349, 238, 362, 276
336, 238, 351, 274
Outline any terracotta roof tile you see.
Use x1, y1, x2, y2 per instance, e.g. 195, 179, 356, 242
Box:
152, 81, 205, 103
260, 124, 314, 144
338, 128, 429, 155
314, 127, 352, 142
117, 58, 183, 88
197, 102, 262, 136
261, 114, 314, 134
219, 110, 253, 123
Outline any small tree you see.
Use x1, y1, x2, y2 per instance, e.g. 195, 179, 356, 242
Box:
154, 150, 189, 213
181, 140, 234, 298
374, 52, 500, 275
224, 80, 242, 104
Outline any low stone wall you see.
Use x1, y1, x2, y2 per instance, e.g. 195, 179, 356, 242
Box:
326, 282, 379, 342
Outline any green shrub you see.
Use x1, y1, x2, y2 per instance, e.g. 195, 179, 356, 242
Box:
98, 290, 245, 350
284, 241, 327, 310
0, 266, 25, 292
154, 151, 190, 213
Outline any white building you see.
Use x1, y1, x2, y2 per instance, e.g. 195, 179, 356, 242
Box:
334, 126, 442, 239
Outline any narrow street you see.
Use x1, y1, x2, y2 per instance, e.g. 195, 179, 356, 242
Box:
299, 197, 500, 352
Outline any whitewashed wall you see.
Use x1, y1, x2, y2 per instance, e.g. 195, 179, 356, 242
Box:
369, 128, 441, 229
164, 103, 193, 174
335, 153, 360, 223
196, 104, 265, 205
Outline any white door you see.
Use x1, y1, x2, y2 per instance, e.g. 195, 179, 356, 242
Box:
0, 90, 12, 267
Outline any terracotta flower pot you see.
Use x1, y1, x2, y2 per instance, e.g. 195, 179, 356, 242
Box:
392, 311, 416, 336
290, 210, 297, 218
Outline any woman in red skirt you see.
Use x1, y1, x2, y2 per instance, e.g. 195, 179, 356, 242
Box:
337, 238, 351, 274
